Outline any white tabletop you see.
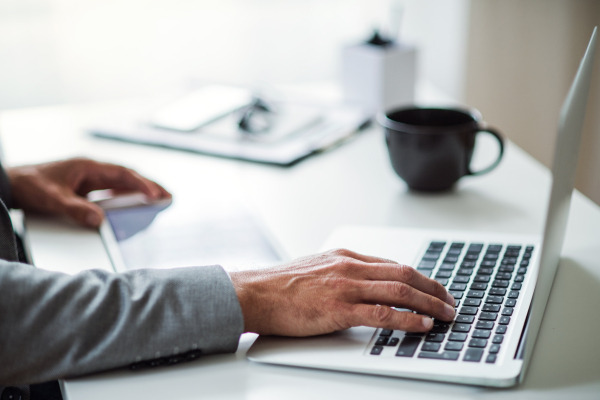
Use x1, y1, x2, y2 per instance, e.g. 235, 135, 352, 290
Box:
1, 84, 599, 399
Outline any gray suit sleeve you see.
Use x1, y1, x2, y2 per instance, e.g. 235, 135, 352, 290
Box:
0, 261, 244, 385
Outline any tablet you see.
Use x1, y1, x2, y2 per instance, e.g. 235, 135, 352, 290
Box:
98, 194, 285, 273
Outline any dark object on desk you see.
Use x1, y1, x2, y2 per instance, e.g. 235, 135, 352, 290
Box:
379, 107, 504, 191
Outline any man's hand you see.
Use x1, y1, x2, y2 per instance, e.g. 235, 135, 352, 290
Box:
230, 249, 455, 336
7, 158, 171, 227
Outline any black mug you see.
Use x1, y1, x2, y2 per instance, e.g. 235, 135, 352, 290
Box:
379, 107, 504, 191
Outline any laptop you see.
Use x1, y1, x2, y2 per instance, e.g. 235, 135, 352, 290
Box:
246, 27, 597, 387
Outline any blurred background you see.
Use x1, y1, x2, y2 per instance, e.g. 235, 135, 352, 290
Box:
0, 0, 598, 204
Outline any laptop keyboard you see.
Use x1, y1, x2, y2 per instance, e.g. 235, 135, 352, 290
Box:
369, 241, 534, 364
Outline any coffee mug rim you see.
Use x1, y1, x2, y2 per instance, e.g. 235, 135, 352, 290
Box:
377, 106, 483, 134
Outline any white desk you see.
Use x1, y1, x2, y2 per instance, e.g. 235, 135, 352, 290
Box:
1, 86, 599, 399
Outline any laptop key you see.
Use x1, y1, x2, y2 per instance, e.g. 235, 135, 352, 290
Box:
468, 244, 484, 252
444, 256, 459, 263
485, 296, 504, 304
501, 308, 513, 316
525, 246, 534, 251
467, 290, 485, 298
461, 261, 477, 268
487, 244, 503, 252
492, 280, 509, 288
476, 321, 495, 330
421, 342, 441, 352
496, 272, 512, 280
445, 342, 464, 351
463, 348, 484, 362
508, 291, 520, 299
483, 253, 499, 260
464, 254, 479, 261
396, 336, 421, 357
449, 283, 467, 291
455, 315, 475, 324
430, 241, 446, 248
517, 267, 528, 274
468, 339, 488, 348
387, 337, 400, 346
423, 252, 441, 261
514, 275, 525, 282
470, 283, 488, 290
489, 344, 501, 354
418, 351, 460, 361
507, 245, 522, 251
453, 275, 470, 283
502, 258, 517, 265
447, 248, 462, 255
479, 312, 498, 321
520, 260, 529, 267
499, 266, 514, 273
418, 261, 436, 269
482, 304, 500, 312
448, 332, 468, 341
425, 333, 445, 342
457, 268, 474, 276
505, 299, 517, 307
379, 329, 393, 337
492, 335, 504, 344
459, 306, 478, 315
449, 291, 464, 300
463, 299, 482, 307
435, 270, 453, 278
496, 325, 507, 334
489, 288, 506, 296
478, 268, 494, 275
485, 354, 497, 364
431, 324, 450, 333
499, 316, 511, 325
481, 261, 496, 267
472, 329, 491, 339
435, 278, 449, 286
451, 242, 465, 248
375, 337, 389, 346
417, 269, 433, 277
451, 323, 471, 333
474, 275, 490, 283
371, 346, 384, 355
439, 263, 456, 270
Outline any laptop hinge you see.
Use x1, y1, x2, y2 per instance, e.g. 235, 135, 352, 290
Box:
514, 303, 533, 360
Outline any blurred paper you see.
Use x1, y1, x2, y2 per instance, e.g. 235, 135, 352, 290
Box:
90, 100, 369, 166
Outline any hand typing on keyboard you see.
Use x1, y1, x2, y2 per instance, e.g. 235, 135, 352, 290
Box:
229, 248, 456, 337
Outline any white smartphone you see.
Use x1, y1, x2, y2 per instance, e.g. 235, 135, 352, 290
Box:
151, 85, 253, 132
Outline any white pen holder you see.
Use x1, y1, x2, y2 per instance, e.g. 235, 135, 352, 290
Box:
342, 42, 417, 113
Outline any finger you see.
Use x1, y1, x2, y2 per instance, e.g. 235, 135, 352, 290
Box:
81, 163, 164, 199
361, 264, 454, 306
346, 304, 434, 332
59, 195, 105, 228
326, 248, 398, 265
356, 280, 455, 322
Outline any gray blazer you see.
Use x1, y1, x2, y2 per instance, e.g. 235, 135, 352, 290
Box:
0, 163, 245, 387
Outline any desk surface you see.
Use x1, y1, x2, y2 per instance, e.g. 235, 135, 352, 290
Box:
1, 84, 599, 399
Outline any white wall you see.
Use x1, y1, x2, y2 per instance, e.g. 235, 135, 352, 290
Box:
0, 0, 471, 109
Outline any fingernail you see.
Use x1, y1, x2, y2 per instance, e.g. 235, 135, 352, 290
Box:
422, 317, 433, 330
444, 303, 455, 319
86, 213, 101, 227
446, 292, 456, 307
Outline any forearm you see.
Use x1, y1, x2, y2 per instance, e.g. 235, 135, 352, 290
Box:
0, 262, 244, 385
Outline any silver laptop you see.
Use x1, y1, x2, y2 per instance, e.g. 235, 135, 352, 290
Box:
246, 27, 597, 387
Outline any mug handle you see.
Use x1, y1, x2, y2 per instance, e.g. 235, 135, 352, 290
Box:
467, 127, 504, 176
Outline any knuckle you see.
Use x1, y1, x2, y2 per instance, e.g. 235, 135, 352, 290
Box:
396, 265, 415, 282
373, 306, 395, 325
329, 248, 352, 258
393, 282, 411, 299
